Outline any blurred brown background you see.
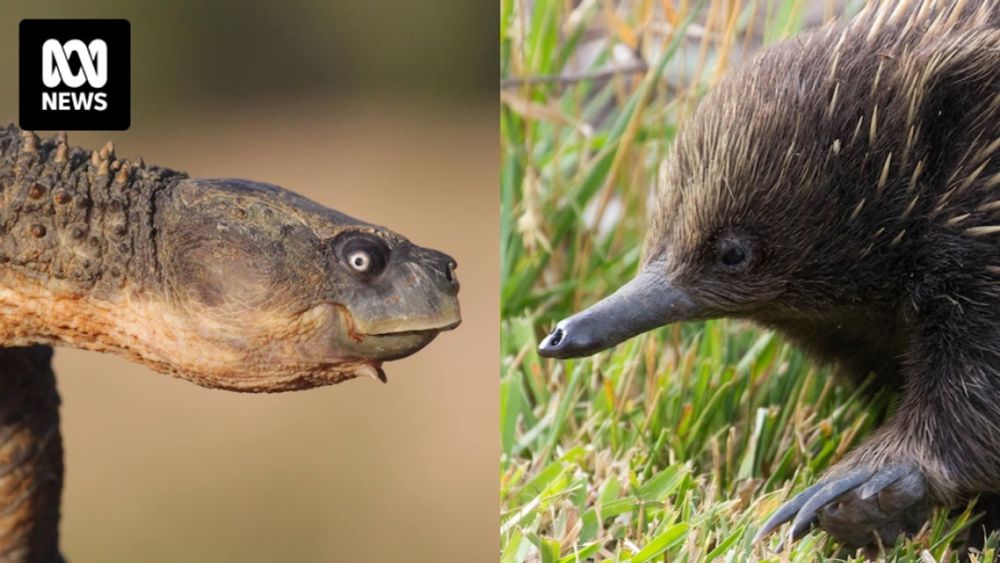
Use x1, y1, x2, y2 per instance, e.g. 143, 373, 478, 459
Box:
2, 1, 496, 561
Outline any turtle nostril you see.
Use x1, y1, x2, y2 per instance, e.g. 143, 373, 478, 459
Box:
444, 260, 457, 283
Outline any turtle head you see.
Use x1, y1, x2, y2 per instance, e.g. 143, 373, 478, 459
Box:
145, 178, 460, 391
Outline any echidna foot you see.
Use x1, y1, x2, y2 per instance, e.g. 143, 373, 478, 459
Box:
754, 461, 930, 551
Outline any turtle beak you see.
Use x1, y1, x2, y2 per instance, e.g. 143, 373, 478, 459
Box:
538, 268, 697, 359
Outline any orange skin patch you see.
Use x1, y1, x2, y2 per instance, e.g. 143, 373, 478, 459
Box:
0, 271, 373, 392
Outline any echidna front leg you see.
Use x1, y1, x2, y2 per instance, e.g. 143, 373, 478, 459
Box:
753, 431, 933, 550
756, 313, 1000, 550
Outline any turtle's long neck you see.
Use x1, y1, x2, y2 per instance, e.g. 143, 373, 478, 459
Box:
0, 127, 186, 297
0, 346, 63, 562
0, 127, 186, 561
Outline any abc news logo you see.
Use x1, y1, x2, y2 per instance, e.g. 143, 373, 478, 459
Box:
42, 39, 109, 110
20, 20, 130, 130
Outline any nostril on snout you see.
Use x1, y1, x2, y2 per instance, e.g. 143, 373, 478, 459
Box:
444, 260, 456, 283
547, 327, 564, 347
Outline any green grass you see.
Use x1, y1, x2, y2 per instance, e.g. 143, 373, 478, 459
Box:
499, 0, 996, 560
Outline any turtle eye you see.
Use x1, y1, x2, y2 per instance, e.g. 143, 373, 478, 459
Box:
335, 232, 390, 279
348, 250, 372, 272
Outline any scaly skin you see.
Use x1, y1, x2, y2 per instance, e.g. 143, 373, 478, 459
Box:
0, 126, 461, 559
0, 347, 61, 563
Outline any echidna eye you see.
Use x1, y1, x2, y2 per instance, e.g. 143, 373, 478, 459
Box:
716, 235, 753, 270
720, 246, 746, 267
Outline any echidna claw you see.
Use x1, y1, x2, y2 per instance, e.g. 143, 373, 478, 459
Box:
754, 462, 928, 550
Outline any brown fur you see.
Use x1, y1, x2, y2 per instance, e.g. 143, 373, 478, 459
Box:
643, 0, 1000, 548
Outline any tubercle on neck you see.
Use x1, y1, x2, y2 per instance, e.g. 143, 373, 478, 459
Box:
0, 127, 187, 297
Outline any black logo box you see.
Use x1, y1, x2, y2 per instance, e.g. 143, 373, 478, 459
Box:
19, 19, 130, 131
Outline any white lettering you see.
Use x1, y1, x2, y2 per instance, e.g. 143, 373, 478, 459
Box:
40, 91, 107, 111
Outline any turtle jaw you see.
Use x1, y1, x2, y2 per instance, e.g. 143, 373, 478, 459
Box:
340, 302, 462, 362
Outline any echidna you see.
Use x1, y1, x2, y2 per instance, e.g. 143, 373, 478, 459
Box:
538, 0, 1000, 551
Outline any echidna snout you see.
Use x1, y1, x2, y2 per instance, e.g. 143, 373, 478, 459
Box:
538, 267, 696, 358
